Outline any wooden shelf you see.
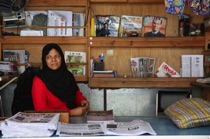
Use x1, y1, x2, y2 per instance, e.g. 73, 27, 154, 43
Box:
75, 76, 88, 83
89, 77, 198, 88
191, 82, 210, 89
90, 0, 163, 4
27, 0, 88, 7
89, 36, 205, 48
1, 36, 87, 44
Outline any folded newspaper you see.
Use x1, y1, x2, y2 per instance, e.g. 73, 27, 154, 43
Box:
0, 112, 60, 137
57, 119, 157, 136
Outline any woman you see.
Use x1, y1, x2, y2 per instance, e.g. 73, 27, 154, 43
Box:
32, 43, 89, 116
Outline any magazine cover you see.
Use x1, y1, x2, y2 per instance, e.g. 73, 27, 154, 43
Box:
143, 16, 167, 37
47, 10, 72, 36
96, 15, 120, 37
72, 12, 86, 36
0, 61, 18, 75
3, 50, 26, 74
130, 58, 140, 77
146, 57, 156, 77
121, 15, 143, 37
156, 62, 180, 77
65, 51, 86, 75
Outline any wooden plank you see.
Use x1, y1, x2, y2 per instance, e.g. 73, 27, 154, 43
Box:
27, 0, 88, 7
90, 47, 203, 78
90, 0, 127, 2
2, 37, 87, 44
89, 78, 198, 88
89, 36, 205, 48
90, 0, 163, 3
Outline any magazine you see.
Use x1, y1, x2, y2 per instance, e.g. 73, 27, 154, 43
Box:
121, 15, 143, 37
146, 57, 156, 77
156, 62, 180, 77
47, 10, 73, 36
72, 12, 86, 36
56, 119, 157, 136
65, 51, 86, 75
131, 57, 156, 78
143, 16, 167, 37
0, 61, 18, 75
96, 15, 120, 37
182, 55, 204, 77
3, 50, 26, 74
130, 58, 140, 77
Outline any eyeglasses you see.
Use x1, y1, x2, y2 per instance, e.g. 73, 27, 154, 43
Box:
46, 54, 61, 61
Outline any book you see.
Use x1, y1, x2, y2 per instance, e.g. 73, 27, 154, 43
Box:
96, 15, 120, 37
143, 16, 167, 37
3, 50, 26, 74
156, 62, 180, 77
72, 12, 85, 36
121, 15, 143, 37
65, 51, 86, 75
86, 110, 115, 123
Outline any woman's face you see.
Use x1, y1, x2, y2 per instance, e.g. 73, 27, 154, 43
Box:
45, 48, 62, 70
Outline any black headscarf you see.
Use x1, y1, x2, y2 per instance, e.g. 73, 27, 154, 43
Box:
37, 43, 78, 109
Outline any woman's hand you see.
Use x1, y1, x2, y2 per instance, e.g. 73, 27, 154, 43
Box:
70, 106, 87, 116
81, 100, 90, 111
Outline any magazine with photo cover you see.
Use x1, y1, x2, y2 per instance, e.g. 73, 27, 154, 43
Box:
146, 57, 156, 77
65, 51, 86, 75
3, 50, 26, 74
95, 15, 120, 37
143, 16, 167, 37
130, 58, 140, 77
72, 12, 86, 36
121, 15, 143, 37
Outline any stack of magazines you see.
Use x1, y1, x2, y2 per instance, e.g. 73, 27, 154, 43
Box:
0, 112, 60, 137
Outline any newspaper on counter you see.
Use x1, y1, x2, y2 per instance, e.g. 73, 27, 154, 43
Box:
105, 120, 157, 136
57, 122, 106, 136
57, 119, 156, 136
0, 112, 60, 137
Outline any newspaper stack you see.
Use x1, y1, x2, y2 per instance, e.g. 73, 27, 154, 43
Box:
0, 112, 60, 137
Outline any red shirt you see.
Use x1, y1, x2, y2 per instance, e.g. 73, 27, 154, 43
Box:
32, 76, 87, 115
